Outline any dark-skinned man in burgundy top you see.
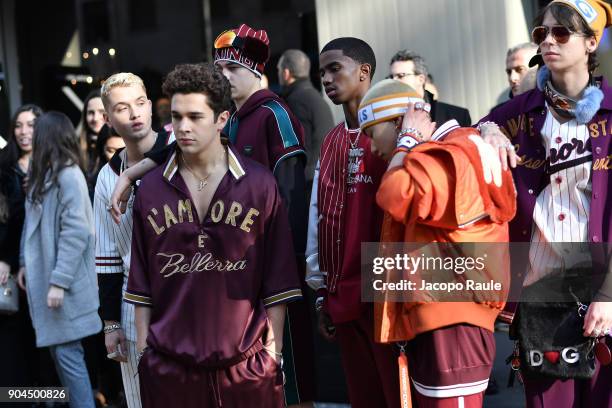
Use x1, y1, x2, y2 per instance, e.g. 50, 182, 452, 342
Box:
124, 63, 302, 408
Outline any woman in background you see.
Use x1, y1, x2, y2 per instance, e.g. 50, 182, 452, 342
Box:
0, 104, 45, 388
18, 111, 102, 408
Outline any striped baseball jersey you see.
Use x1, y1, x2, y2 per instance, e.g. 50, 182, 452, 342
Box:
95, 132, 172, 342
525, 108, 592, 285
124, 145, 302, 367
317, 123, 387, 323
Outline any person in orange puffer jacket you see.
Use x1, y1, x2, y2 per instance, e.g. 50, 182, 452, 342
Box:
358, 79, 517, 408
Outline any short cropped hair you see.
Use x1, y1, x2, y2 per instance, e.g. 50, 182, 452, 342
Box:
162, 63, 232, 119
100, 72, 147, 109
390, 50, 428, 77
279, 49, 311, 79
506, 42, 538, 58
321, 37, 376, 79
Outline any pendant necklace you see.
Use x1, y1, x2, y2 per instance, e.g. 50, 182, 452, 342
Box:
181, 154, 211, 191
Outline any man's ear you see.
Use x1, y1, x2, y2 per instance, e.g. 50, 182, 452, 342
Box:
360, 63, 372, 81
216, 110, 230, 131
103, 112, 112, 127
586, 36, 597, 54
283, 68, 291, 82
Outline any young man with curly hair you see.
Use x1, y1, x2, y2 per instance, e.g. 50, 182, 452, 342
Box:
124, 63, 302, 408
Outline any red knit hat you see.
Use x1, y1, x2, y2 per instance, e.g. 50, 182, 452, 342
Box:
213, 24, 270, 77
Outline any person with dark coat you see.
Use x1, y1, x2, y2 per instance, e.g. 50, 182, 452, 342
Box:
278, 49, 335, 193
388, 50, 472, 126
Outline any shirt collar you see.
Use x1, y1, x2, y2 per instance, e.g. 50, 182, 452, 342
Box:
162, 143, 246, 182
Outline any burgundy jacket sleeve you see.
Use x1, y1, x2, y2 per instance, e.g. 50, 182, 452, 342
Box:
261, 182, 303, 308
124, 192, 153, 307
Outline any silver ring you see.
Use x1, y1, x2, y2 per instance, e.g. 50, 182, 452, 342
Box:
423, 103, 432, 113
106, 204, 113, 211
414, 102, 424, 111
593, 328, 602, 337
603, 328, 610, 336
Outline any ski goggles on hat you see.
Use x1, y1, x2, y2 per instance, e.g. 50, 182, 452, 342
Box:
531, 25, 583, 45
214, 30, 238, 49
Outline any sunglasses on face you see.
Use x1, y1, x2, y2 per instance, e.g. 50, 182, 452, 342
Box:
531, 25, 579, 45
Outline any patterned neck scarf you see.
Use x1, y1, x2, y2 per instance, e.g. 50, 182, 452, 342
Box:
543, 79, 580, 119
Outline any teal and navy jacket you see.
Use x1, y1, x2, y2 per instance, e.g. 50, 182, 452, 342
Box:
226, 89, 308, 255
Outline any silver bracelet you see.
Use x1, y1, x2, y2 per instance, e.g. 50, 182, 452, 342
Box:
476, 121, 499, 132
103, 323, 122, 334
398, 127, 423, 140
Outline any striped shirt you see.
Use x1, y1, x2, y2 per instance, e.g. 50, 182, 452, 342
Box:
526, 108, 592, 285
95, 132, 173, 341
317, 123, 387, 323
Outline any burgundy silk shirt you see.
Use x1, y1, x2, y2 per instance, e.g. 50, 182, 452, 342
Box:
124, 146, 302, 367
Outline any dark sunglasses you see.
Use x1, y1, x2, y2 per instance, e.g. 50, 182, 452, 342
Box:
531, 25, 578, 45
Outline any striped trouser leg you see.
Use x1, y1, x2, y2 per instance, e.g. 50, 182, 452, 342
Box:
120, 340, 142, 408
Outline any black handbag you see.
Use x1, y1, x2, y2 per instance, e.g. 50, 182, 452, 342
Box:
0, 275, 19, 315
511, 272, 596, 380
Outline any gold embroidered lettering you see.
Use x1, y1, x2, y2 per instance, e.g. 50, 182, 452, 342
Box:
224, 201, 243, 226
240, 208, 260, 232
506, 118, 520, 138
147, 208, 166, 235
177, 199, 194, 223
589, 123, 600, 138
598, 120, 608, 136
210, 200, 224, 223
163, 204, 178, 228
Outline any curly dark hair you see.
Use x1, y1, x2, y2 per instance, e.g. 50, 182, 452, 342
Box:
162, 63, 232, 119
534, 3, 599, 73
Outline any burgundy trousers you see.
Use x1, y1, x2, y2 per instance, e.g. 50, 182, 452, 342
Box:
335, 309, 401, 408
138, 347, 284, 408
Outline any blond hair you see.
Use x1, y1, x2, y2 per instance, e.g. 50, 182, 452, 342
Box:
100, 72, 147, 109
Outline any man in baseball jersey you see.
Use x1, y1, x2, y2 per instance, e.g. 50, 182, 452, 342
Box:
95, 72, 172, 408
214, 24, 315, 406
124, 63, 302, 408
306, 37, 399, 408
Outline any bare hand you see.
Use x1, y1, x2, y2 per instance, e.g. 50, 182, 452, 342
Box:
105, 327, 128, 362
47, 285, 64, 308
0, 261, 10, 285
583, 301, 612, 337
480, 124, 520, 171
17, 267, 26, 290
401, 103, 436, 142
317, 310, 336, 342
110, 176, 132, 224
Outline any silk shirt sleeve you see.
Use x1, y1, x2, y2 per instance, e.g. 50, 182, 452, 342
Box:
124, 191, 153, 307
261, 183, 303, 308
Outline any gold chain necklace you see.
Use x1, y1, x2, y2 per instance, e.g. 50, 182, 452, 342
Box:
181, 154, 211, 191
